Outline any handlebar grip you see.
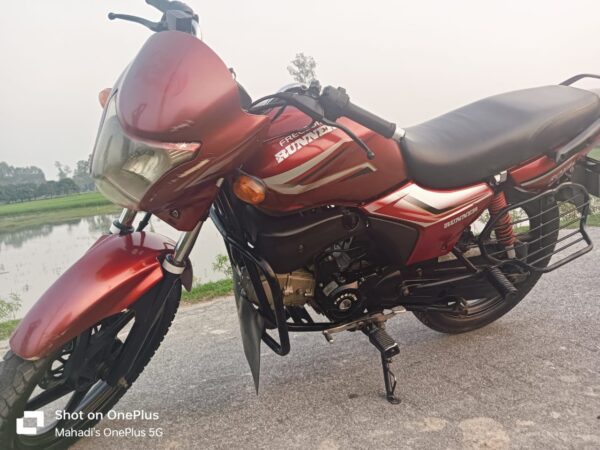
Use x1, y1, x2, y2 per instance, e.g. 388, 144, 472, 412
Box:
320, 86, 398, 140
343, 102, 397, 139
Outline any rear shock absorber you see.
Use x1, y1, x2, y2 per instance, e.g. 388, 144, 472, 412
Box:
489, 191, 517, 259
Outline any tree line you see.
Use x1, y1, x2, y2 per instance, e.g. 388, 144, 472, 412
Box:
0, 159, 94, 204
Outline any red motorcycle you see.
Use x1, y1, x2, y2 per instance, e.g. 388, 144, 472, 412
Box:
2, 1, 600, 447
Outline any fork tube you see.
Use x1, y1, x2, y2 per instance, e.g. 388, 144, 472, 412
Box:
109, 208, 138, 234
173, 221, 204, 265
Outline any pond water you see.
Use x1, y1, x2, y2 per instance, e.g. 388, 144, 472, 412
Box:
0, 214, 226, 319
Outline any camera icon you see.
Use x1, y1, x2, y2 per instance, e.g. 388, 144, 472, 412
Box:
16, 411, 45, 435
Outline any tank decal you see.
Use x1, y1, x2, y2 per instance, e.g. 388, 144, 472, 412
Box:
265, 162, 376, 195
274, 122, 335, 164
263, 139, 350, 185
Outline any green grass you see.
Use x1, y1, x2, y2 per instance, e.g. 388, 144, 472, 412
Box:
0, 192, 120, 233
0, 192, 113, 217
0, 319, 20, 340
181, 279, 234, 304
587, 214, 600, 227
589, 148, 600, 160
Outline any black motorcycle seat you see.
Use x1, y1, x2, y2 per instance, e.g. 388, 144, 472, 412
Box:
401, 85, 600, 189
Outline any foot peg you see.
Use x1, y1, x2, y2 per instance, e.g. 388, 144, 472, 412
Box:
364, 325, 401, 404
486, 266, 518, 298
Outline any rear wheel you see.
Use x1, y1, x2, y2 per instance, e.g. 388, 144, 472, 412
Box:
0, 281, 181, 449
413, 190, 558, 334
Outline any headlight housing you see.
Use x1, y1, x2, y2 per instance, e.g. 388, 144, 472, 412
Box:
91, 95, 200, 209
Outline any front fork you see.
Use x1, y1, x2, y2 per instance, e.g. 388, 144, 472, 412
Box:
106, 208, 204, 386
110, 207, 204, 270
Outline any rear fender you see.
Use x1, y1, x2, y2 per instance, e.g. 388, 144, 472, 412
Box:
9, 232, 191, 360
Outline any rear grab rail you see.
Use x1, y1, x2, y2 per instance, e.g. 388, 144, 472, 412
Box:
560, 73, 600, 86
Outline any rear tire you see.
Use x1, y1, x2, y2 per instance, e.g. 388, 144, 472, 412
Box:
412, 272, 542, 334
413, 189, 558, 334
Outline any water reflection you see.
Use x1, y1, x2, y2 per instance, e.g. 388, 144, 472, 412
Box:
0, 216, 119, 250
0, 214, 226, 318
83, 215, 114, 235
0, 222, 73, 249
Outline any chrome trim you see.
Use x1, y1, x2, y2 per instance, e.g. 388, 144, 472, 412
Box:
162, 258, 186, 275
110, 208, 137, 234
172, 221, 204, 266
493, 171, 508, 184
392, 127, 406, 141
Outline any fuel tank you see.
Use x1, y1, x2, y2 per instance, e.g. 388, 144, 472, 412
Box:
243, 108, 408, 213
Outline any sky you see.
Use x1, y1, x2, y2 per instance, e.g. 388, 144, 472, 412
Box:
1, 0, 600, 180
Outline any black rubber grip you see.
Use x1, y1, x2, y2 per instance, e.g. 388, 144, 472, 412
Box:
486, 267, 518, 299
368, 328, 400, 358
344, 102, 397, 139
320, 86, 397, 139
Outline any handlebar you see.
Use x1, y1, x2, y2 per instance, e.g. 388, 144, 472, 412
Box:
320, 86, 398, 139
108, 13, 164, 32
109, 0, 198, 35
270, 86, 403, 160
272, 86, 403, 149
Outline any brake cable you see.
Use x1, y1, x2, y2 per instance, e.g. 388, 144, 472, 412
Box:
249, 94, 376, 160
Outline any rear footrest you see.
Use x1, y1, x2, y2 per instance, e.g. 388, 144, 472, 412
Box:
486, 267, 518, 299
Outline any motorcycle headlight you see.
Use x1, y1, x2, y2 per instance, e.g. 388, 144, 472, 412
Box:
91, 95, 200, 209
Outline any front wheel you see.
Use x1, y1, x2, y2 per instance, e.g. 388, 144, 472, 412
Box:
0, 281, 181, 450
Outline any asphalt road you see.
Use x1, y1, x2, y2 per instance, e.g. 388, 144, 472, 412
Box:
4, 230, 599, 449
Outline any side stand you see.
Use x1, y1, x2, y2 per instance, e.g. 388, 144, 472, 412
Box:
364, 325, 401, 404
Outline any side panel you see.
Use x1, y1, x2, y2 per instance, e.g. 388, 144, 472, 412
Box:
509, 136, 600, 191
362, 182, 493, 265
10, 232, 176, 360
510, 154, 580, 190
244, 108, 408, 212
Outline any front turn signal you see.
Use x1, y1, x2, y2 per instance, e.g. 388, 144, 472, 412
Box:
233, 175, 266, 205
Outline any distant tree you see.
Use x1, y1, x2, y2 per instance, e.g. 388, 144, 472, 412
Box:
0, 162, 46, 186
57, 178, 79, 195
19, 184, 37, 201
0, 160, 89, 203
72, 158, 95, 192
35, 182, 51, 199
287, 53, 317, 85
55, 161, 72, 180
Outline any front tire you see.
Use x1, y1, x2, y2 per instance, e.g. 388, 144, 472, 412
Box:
0, 281, 181, 449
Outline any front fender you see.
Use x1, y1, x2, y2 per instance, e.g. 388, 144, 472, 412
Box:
10, 232, 188, 360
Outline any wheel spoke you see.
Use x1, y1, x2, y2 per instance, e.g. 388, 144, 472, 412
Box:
27, 384, 73, 410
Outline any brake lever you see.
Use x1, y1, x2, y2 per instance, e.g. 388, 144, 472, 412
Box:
275, 92, 375, 160
321, 118, 376, 160
108, 13, 165, 32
